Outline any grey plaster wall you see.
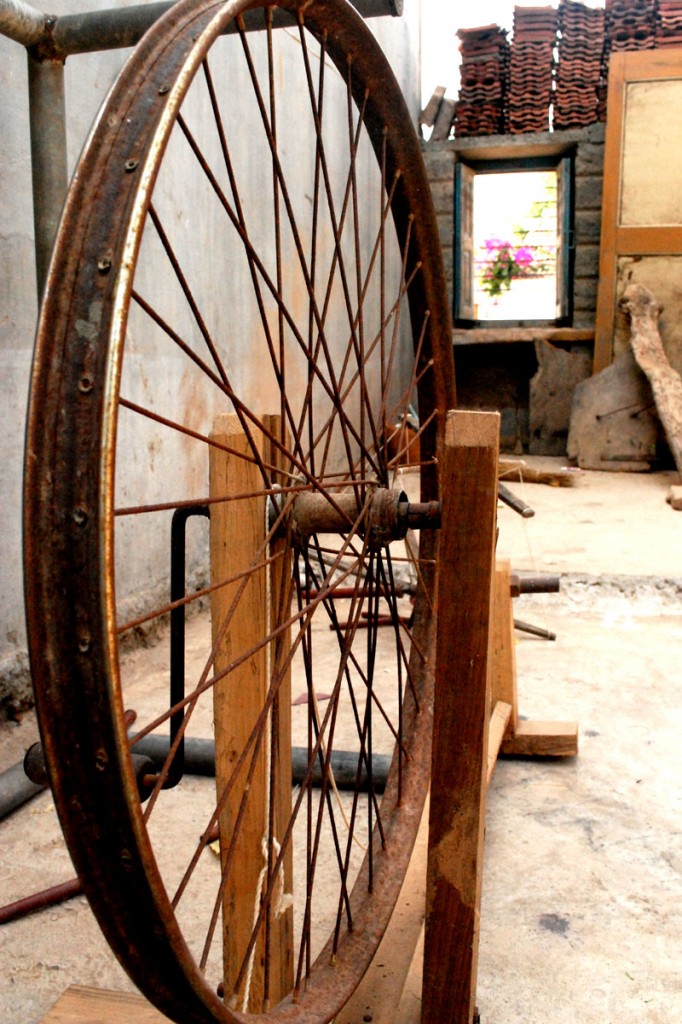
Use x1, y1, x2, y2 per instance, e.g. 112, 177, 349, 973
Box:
0, 0, 422, 713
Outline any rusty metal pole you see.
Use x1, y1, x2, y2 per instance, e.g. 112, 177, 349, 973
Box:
27, 52, 68, 300
0, 0, 45, 45
1, 0, 402, 299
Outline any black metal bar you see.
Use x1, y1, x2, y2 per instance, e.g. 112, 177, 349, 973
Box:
514, 618, 556, 641
498, 480, 535, 519
167, 505, 210, 787
132, 733, 390, 792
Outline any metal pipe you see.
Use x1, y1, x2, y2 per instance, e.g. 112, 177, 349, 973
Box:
27, 53, 68, 300
0, 760, 44, 821
0, 0, 401, 57
510, 573, 561, 597
0, 0, 46, 47
0, 877, 82, 925
132, 734, 390, 791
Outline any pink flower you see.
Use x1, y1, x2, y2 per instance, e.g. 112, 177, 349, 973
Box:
485, 237, 508, 252
514, 246, 533, 268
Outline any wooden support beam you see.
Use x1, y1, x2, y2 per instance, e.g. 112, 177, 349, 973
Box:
487, 700, 513, 785
209, 413, 292, 1012
422, 409, 500, 1024
488, 560, 518, 742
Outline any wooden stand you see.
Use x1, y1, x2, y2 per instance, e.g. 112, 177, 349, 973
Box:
40, 411, 578, 1024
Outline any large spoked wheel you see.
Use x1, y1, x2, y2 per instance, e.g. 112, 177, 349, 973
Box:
24, 1, 455, 1021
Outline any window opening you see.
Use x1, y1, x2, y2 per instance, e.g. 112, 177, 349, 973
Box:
454, 155, 573, 327
474, 171, 557, 321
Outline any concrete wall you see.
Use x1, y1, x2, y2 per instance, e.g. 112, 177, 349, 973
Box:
0, 0, 422, 714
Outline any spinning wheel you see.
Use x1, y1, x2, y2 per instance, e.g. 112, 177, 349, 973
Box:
24, 0, 455, 1020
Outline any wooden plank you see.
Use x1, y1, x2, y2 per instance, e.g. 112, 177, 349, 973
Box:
209, 414, 290, 1011
487, 701, 513, 785
453, 327, 594, 347
594, 51, 627, 374
40, 985, 170, 1023
488, 561, 518, 739
394, 926, 425, 1024
615, 226, 682, 256
501, 720, 579, 758
422, 409, 500, 1024
334, 799, 430, 1024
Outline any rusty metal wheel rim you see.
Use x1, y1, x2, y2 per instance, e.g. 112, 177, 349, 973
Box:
24, 1, 455, 1021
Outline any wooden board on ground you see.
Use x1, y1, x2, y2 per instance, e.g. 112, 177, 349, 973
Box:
501, 720, 579, 758
334, 799, 430, 1024
40, 985, 170, 1023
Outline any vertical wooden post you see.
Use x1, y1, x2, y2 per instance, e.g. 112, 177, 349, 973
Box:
489, 560, 519, 739
209, 413, 292, 1011
422, 409, 500, 1024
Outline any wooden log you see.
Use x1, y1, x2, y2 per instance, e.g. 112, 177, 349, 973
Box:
621, 281, 682, 476
422, 409, 500, 1024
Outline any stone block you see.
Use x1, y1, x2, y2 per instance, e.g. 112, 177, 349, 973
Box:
529, 341, 593, 455
422, 146, 456, 181
575, 174, 603, 211
574, 244, 600, 279
574, 209, 602, 244
567, 349, 661, 470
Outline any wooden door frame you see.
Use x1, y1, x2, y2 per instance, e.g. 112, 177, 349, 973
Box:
594, 49, 682, 373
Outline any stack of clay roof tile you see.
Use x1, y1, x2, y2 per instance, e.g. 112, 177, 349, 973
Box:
554, 0, 605, 130
604, 0, 656, 52
453, 25, 510, 137
656, 1, 682, 47
506, 6, 557, 134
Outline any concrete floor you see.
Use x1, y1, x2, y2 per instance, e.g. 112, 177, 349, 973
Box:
0, 459, 680, 1023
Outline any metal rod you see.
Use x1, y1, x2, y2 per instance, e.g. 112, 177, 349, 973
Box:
514, 618, 556, 641
498, 480, 535, 519
0, 877, 83, 925
1, 0, 401, 57
510, 573, 560, 597
167, 505, 209, 788
0, 0, 46, 46
27, 53, 68, 300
